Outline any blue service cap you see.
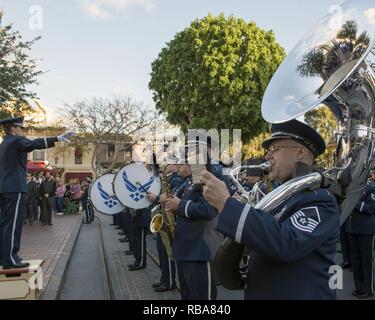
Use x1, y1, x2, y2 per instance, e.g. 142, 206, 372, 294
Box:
0, 116, 25, 128
262, 119, 326, 157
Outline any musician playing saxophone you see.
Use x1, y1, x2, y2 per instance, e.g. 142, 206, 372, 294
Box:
202, 120, 340, 300
146, 158, 182, 292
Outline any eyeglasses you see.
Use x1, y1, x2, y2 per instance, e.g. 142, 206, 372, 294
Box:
265, 145, 301, 155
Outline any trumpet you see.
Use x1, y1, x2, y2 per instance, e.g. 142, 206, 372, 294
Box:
230, 161, 272, 204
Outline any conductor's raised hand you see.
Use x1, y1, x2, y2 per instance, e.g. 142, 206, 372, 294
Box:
57, 132, 75, 143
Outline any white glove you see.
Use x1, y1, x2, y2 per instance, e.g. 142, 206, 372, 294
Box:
57, 131, 75, 143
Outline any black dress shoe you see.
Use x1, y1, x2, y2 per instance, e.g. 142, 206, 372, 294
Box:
356, 292, 374, 299
352, 290, 363, 297
127, 262, 136, 268
119, 238, 129, 243
128, 264, 146, 271
152, 282, 162, 288
154, 284, 176, 292
114, 226, 122, 230
118, 231, 125, 236
2, 262, 30, 269
48, 223, 53, 226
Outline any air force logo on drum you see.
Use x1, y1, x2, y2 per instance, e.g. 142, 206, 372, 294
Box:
97, 182, 119, 208
122, 170, 155, 202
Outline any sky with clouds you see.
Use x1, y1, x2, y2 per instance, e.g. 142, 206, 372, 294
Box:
1, 0, 343, 120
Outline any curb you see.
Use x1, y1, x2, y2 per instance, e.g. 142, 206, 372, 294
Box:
97, 215, 115, 300
40, 215, 83, 300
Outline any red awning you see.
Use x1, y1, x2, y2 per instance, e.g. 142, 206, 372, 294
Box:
64, 172, 92, 183
27, 161, 52, 173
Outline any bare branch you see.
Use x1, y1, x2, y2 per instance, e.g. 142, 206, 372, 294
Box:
64, 95, 154, 173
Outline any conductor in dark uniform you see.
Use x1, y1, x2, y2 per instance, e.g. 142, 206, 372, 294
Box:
202, 120, 340, 300
0, 116, 74, 268
346, 172, 375, 299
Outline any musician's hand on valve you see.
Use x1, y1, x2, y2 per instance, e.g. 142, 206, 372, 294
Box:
165, 196, 181, 211
201, 170, 230, 213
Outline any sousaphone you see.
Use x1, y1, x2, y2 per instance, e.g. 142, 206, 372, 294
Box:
214, 0, 375, 290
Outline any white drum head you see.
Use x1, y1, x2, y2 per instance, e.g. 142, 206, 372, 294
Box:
113, 162, 161, 209
90, 173, 125, 215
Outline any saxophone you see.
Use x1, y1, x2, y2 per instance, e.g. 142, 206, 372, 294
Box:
149, 166, 175, 257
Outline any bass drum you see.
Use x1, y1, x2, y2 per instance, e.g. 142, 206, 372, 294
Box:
89, 173, 125, 215
113, 162, 161, 209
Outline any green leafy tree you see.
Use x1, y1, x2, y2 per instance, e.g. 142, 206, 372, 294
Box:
0, 11, 41, 119
149, 14, 285, 142
241, 131, 270, 160
305, 106, 338, 168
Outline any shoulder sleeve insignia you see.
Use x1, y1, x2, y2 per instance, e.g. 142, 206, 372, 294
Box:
290, 207, 321, 233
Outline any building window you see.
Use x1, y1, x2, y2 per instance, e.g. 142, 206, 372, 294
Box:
33, 150, 45, 161
107, 143, 115, 159
75, 147, 82, 164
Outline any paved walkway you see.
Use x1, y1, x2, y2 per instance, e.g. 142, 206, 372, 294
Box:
98, 213, 180, 300
18, 213, 82, 293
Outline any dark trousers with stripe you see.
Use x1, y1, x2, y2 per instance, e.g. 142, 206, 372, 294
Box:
0, 193, 27, 266
84, 201, 94, 223
156, 234, 176, 288
177, 261, 217, 300
133, 227, 147, 267
349, 234, 374, 294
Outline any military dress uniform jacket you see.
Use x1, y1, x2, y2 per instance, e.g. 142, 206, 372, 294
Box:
346, 182, 375, 235
172, 176, 224, 262
169, 173, 184, 193
152, 173, 184, 205
217, 188, 340, 300
0, 135, 58, 193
